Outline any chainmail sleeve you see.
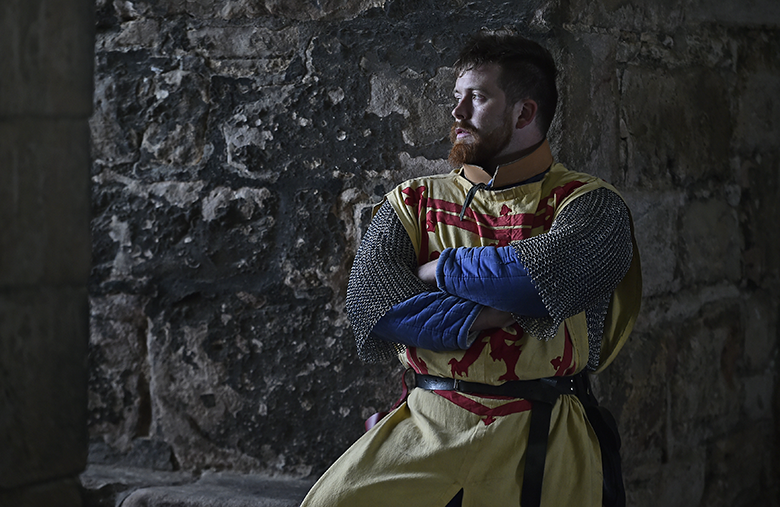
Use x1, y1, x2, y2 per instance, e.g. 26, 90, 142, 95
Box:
346, 200, 431, 363
511, 187, 633, 370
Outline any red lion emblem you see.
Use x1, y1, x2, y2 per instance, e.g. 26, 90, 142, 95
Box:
448, 325, 524, 382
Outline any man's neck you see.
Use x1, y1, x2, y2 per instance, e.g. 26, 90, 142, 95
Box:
484, 139, 546, 175
461, 139, 554, 188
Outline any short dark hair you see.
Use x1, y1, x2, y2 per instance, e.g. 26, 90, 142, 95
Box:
454, 29, 558, 136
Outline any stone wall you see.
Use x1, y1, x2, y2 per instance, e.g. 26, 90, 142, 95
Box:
87, 0, 780, 505
0, 1, 94, 506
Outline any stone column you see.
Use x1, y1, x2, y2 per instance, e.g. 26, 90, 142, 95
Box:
0, 1, 94, 506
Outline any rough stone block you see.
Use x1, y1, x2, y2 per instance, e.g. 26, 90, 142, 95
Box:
0, 0, 93, 116
88, 176, 278, 283
623, 443, 707, 507
80, 464, 196, 507
620, 190, 685, 297
141, 0, 386, 20
688, 0, 780, 27
121, 472, 315, 507
565, 0, 780, 32
735, 70, 780, 152
742, 152, 780, 281
558, 33, 621, 184
700, 422, 775, 505
0, 477, 83, 507
185, 26, 300, 59
143, 299, 347, 476
109, 18, 163, 49
598, 329, 668, 482
90, 53, 211, 170
655, 448, 706, 507
680, 199, 742, 285
364, 60, 454, 148
742, 290, 778, 372
80, 465, 316, 507
668, 301, 743, 437
0, 287, 89, 489
742, 371, 775, 420
563, 0, 687, 33
0, 119, 91, 287
620, 66, 732, 188
88, 294, 153, 451
88, 439, 177, 472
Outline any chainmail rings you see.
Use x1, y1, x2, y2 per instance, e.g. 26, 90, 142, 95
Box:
511, 187, 633, 370
346, 200, 427, 363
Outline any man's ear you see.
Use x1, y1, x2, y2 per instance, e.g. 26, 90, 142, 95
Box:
514, 100, 538, 129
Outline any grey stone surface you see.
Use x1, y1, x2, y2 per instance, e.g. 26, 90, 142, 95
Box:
557, 31, 622, 184
80, 464, 195, 507
79, 465, 314, 507
564, 0, 780, 33
619, 64, 732, 188
679, 199, 741, 285
688, 0, 780, 27
0, 477, 84, 507
122, 472, 314, 507
0, 0, 93, 503
0, 287, 89, 489
0, 0, 94, 116
0, 119, 91, 286
620, 190, 685, 296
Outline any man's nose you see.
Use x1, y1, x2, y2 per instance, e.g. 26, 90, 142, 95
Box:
452, 98, 470, 120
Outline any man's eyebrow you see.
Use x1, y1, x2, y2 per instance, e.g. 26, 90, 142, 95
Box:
453, 86, 491, 96
452, 86, 494, 97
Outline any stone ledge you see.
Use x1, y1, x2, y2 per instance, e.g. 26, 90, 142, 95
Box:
80, 465, 315, 507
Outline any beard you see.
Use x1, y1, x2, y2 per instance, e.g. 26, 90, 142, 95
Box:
448, 113, 515, 171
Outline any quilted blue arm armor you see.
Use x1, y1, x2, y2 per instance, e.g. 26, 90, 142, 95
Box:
435, 246, 548, 317
372, 292, 481, 351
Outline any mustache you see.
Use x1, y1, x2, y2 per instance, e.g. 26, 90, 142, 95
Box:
451, 121, 477, 134
450, 121, 478, 143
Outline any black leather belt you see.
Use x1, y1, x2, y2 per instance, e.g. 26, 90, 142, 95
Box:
414, 372, 581, 507
414, 373, 576, 402
414, 372, 625, 507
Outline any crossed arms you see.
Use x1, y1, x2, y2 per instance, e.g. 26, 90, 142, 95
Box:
346, 187, 633, 358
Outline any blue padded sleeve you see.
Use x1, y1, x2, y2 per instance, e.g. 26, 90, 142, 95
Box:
371, 292, 482, 351
435, 246, 548, 317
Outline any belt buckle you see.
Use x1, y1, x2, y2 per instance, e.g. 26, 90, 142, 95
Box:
452, 379, 462, 392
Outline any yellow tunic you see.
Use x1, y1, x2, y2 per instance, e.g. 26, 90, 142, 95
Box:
302, 141, 641, 506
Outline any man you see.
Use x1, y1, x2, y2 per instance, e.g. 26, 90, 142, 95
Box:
302, 30, 641, 507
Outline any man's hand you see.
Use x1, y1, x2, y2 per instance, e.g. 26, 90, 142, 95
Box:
417, 258, 439, 286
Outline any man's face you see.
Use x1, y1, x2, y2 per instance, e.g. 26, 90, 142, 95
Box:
449, 63, 515, 169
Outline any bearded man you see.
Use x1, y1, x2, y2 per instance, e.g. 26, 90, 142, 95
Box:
301, 30, 641, 507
